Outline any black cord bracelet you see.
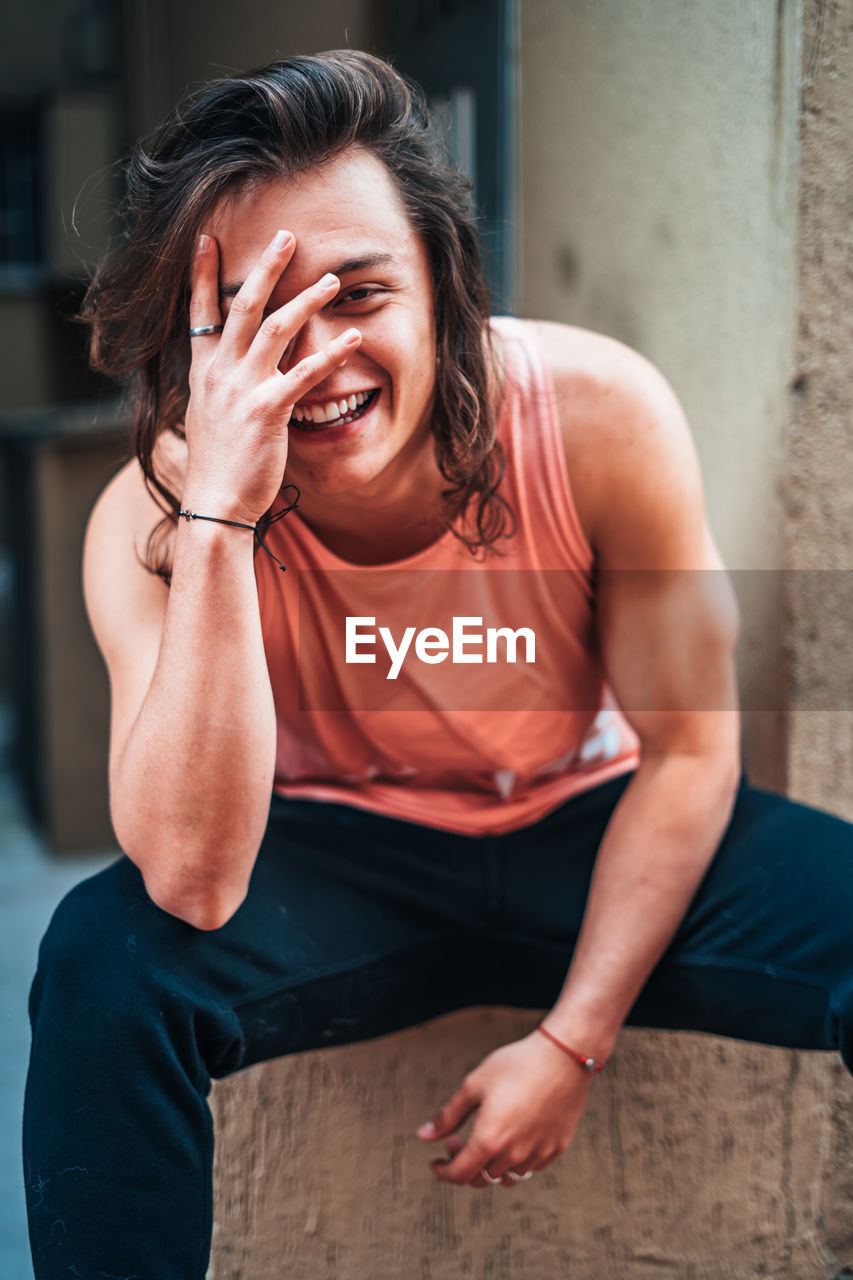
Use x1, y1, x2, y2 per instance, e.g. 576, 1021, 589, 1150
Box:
177, 486, 299, 574
178, 510, 255, 532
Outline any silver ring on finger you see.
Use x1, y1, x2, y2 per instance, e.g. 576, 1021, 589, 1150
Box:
480, 1167, 502, 1185
188, 324, 224, 337
505, 1169, 534, 1183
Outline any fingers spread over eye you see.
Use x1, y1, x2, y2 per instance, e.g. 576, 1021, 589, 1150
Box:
248, 272, 341, 374
218, 230, 295, 355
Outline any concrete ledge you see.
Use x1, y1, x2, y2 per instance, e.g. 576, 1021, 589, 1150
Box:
209, 1009, 849, 1279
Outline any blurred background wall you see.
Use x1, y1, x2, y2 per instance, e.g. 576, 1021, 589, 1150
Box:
2, 0, 852, 1275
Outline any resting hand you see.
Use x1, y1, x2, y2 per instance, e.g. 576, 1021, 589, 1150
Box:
417, 1030, 594, 1187
183, 230, 361, 523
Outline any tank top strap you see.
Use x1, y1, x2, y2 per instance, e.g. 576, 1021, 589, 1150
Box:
490, 315, 594, 574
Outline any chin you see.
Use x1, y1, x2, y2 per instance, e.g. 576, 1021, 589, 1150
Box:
287, 454, 388, 499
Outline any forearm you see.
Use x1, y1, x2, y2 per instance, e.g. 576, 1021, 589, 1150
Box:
546, 746, 740, 1061
111, 519, 276, 927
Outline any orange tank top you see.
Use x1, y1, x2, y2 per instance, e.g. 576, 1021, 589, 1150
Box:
255, 315, 640, 834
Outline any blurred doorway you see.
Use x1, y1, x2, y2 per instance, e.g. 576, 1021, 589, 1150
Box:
387, 0, 519, 313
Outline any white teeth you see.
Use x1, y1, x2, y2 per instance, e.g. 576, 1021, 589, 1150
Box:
292, 389, 375, 424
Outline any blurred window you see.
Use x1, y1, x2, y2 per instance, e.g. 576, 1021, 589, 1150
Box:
0, 103, 42, 271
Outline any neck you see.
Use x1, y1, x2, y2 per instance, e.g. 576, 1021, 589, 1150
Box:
294, 478, 448, 563
292, 453, 451, 565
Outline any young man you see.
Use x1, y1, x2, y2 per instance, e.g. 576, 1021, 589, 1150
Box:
23, 50, 853, 1279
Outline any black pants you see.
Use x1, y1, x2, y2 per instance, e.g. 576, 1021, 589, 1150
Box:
23, 774, 853, 1279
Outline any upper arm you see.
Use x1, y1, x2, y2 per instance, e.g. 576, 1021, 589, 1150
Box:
83, 459, 171, 791
530, 320, 740, 762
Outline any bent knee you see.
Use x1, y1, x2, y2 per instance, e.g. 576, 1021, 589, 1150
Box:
34, 855, 183, 990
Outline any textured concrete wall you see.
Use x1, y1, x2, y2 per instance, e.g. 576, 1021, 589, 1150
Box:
205, 3, 853, 1274
519, 0, 799, 573
789, 0, 853, 1265
789, 0, 853, 810
209, 1012, 838, 1279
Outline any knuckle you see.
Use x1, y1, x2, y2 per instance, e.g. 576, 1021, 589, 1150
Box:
260, 314, 285, 342
229, 292, 253, 318
293, 352, 326, 383
474, 1127, 500, 1156
245, 394, 275, 425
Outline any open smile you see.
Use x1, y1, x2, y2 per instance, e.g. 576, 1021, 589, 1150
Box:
290, 388, 379, 431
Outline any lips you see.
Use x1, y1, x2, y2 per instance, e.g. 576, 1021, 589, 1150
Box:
291, 388, 378, 430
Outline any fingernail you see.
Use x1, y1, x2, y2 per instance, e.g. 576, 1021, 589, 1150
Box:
417, 1122, 436, 1139
342, 327, 361, 345
273, 230, 293, 251
319, 272, 339, 291
196, 234, 209, 255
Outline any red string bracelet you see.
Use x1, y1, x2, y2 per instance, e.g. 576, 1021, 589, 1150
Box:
536, 1023, 606, 1073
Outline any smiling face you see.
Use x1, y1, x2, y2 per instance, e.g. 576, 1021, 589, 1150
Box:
210, 149, 441, 524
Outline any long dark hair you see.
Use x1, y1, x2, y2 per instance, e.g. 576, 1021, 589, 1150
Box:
82, 50, 514, 574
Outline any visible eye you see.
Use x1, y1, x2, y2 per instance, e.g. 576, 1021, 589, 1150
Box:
337, 285, 384, 307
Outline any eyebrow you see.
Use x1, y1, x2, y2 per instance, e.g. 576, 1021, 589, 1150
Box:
219, 251, 396, 298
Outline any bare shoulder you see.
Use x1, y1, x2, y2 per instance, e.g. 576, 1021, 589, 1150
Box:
83, 456, 171, 674
83, 433, 190, 779
518, 319, 712, 569
523, 318, 676, 410
84, 427, 186, 616
84, 454, 169, 576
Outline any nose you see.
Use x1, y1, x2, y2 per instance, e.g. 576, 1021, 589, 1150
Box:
279, 309, 346, 375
